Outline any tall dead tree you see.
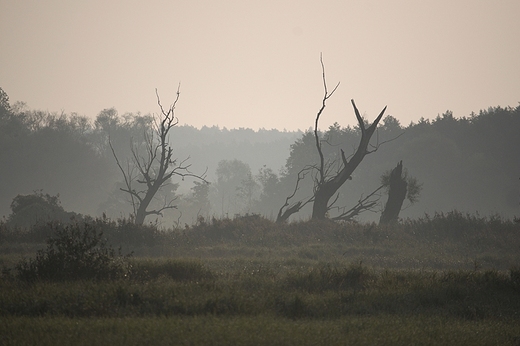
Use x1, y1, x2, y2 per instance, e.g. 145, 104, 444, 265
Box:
312, 99, 386, 219
277, 56, 387, 221
111, 87, 205, 225
311, 59, 386, 219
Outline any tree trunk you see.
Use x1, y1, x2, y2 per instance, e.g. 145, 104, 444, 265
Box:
379, 161, 407, 225
312, 176, 347, 219
134, 182, 162, 225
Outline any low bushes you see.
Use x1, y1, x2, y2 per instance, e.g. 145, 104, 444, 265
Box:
4, 210, 519, 250
16, 222, 132, 282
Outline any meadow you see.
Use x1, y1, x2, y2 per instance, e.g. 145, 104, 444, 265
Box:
1, 212, 519, 345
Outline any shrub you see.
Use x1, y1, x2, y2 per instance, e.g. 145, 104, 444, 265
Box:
401, 210, 518, 241
16, 222, 132, 282
7, 190, 81, 230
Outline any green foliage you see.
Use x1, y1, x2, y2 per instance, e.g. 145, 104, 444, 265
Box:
15, 222, 132, 282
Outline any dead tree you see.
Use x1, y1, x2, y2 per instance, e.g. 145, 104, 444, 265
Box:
312, 99, 386, 219
379, 161, 409, 225
111, 87, 206, 225
311, 62, 386, 219
277, 56, 387, 221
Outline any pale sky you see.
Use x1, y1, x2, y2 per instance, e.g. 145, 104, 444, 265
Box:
1, 0, 519, 131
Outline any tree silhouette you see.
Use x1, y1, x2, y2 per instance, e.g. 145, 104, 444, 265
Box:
111, 87, 206, 225
278, 56, 387, 220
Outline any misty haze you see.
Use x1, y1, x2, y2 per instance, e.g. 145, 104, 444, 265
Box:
1, 0, 520, 343
1, 88, 517, 225
1, 84, 519, 343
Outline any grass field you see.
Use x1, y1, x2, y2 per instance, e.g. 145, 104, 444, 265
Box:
3, 315, 520, 346
1, 213, 519, 345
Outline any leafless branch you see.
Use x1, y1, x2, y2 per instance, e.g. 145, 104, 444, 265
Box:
366, 128, 405, 154
109, 138, 140, 216
276, 166, 314, 223
314, 54, 340, 185
330, 185, 385, 221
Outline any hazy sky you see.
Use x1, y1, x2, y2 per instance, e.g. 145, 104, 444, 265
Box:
1, 0, 519, 131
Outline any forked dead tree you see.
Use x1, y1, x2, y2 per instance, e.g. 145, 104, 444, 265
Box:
311, 98, 387, 219
277, 56, 387, 221
110, 87, 206, 225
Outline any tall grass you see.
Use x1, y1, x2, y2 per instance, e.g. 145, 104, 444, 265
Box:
1, 210, 519, 344
3, 315, 519, 346
1, 259, 519, 319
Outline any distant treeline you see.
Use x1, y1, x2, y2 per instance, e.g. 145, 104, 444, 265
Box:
281, 109, 520, 221
1, 87, 518, 225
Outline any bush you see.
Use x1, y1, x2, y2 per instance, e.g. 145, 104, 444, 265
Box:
7, 190, 81, 230
16, 222, 132, 282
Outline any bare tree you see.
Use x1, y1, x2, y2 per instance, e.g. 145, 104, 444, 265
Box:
278, 56, 387, 221
110, 87, 206, 225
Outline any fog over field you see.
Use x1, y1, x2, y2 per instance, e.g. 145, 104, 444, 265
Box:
3, 3, 520, 343
1, 89, 518, 226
